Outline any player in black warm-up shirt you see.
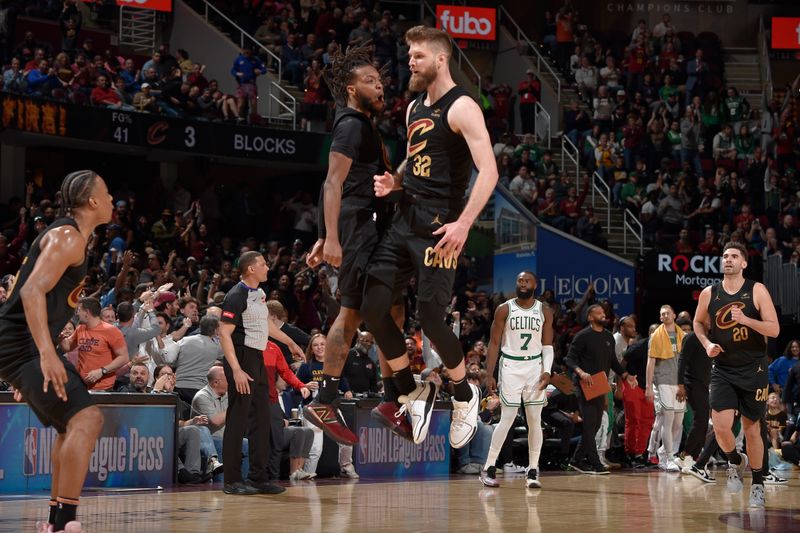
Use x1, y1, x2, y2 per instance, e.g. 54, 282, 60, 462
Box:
693, 242, 780, 508
218, 251, 301, 496
565, 304, 637, 474
303, 42, 411, 444
0, 170, 113, 532
676, 319, 712, 461
362, 25, 499, 449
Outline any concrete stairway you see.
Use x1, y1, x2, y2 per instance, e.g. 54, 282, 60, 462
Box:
724, 47, 763, 113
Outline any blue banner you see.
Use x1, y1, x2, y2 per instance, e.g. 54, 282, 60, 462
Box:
0, 402, 175, 494
355, 409, 450, 477
492, 189, 537, 295
536, 227, 636, 315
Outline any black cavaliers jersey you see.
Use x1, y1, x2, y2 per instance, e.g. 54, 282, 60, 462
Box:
0, 218, 87, 375
707, 279, 766, 368
318, 107, 392, 239
331, 106, 391, 199
404, 86, 473, 200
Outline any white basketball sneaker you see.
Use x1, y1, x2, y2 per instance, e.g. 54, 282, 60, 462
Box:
450, 383, 480, 449
398, 381, 438, 444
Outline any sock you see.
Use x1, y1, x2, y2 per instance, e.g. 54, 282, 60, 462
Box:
393, 367, 416, 396
383, 376, 399, 404
752, 468, 764, 485
725, 450, 742, 465
318, 374, 340, 404
55, 497, 79, 531
48, 500, 57, 525
452, 377, 473, 402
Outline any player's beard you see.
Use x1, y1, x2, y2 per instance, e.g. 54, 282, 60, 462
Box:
358, 92, 383, 115
409, 63, 437, 92
516, 287, 533, 299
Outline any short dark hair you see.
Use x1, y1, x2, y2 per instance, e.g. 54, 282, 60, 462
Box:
722, 241, 747, 258
78, 297, 101, 317
179, 296, 199, 310
154, 364, 175, 379
117, 302, 134, 322
199, 315, 219, 336
130, 362, 148, 373
238, 250, 263, 274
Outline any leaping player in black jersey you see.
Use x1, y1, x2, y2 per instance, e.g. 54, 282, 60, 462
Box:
693, 242, 780, 508
304, 43, 413, 445
363, 26, 499, 448
0, 171, 114, 533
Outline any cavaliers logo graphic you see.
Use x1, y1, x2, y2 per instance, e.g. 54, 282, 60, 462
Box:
714, 301, 745, 330
146, 121, 169, 145
407, 118, 434, 158
67, 281, 86, 309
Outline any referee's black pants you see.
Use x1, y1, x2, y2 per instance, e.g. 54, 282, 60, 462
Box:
223, 345, 271, 484
573, 391, 604, 466
684, 380, 710, 458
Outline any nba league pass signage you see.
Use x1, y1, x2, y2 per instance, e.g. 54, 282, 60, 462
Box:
0, 397, 176, 493
355, 408, 450, 477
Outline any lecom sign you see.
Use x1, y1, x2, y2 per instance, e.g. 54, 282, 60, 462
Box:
436, 5, 496, 41
116, 0, 173, 12
772, 17, 800, 50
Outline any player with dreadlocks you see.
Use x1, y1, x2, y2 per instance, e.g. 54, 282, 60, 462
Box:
0, 170, 114, 532
305, 43, 413, 446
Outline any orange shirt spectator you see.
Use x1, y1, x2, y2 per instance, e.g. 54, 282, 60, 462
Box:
61, 297, 129, 391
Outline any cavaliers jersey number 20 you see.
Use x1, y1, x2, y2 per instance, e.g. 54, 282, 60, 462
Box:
707, 279, 766, 368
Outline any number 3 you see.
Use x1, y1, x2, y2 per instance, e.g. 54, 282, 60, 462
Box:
184, 126, 196, 148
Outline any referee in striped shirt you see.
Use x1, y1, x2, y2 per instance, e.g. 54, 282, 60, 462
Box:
219, 251, 302, 495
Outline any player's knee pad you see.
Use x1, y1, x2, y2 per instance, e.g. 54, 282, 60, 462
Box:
417, 300, 463, 369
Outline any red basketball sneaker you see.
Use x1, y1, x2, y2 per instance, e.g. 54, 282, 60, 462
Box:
303, 399, 358, 445
371, 401, 413, 441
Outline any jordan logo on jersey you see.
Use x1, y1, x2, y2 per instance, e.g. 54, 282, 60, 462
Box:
431, 214, 442, 226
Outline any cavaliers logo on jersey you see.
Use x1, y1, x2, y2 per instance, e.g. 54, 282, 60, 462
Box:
67, 281, 85, 309
714, 301, 745, 330
408, 118, 434, 158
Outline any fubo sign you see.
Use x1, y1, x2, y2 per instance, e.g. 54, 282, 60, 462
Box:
436, 5, 496, 41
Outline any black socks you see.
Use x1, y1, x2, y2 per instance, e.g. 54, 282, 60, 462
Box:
393, 367, 416, 396
318, 374, 341, 404
452, 377, 473, 402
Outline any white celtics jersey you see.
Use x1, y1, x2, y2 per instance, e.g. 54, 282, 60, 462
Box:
501, 298, 544, 357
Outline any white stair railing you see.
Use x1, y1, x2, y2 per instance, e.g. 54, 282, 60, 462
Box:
591, 171, 612, 235
534, 101, 551, 149
623, 208, 644, 255
119, 7, 156, 52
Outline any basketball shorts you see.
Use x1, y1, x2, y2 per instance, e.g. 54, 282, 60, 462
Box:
366, 198, 462, 308
653, 383, 686, 413
498, 353, 546, 407
7, 356, 95, 434
709, 357, 769, 421
338, 202, 381, 309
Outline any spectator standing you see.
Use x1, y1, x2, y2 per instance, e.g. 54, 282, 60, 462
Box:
164, 316, 224, 410
518, 69, 540, 135
231, 47, 266, 122
61, 297, 129, 391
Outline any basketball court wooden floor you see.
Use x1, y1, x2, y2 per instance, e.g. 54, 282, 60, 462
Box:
2, 469, 799, 533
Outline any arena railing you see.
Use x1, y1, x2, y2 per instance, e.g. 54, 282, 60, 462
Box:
535, 101, 551, 149
758, 16, 773, 104
422, 1, 482, 99
591, 171, 612, 236
560, 135, 581, 194
623, 208, 644, 255
497, 5, 560, 103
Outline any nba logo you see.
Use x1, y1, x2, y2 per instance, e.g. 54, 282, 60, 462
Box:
357, 426, 369, 464
23, 427, 37, 476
